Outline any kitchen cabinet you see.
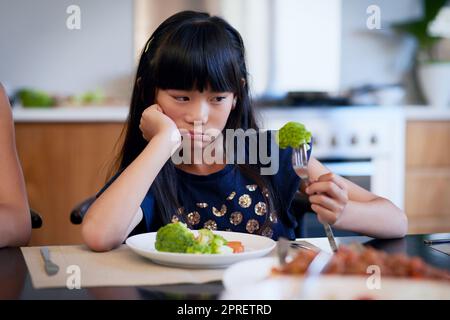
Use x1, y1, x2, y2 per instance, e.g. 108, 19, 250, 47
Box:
15, 122, 124, 245
405, 120, 450, 233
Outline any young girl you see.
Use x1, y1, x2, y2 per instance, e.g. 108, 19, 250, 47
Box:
0, 83, 31, 247
82, 11, 407, 252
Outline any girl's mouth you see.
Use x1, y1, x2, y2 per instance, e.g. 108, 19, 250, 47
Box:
187, 130, 211, 142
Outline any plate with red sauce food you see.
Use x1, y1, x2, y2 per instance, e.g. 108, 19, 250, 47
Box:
222, 245, 450, 299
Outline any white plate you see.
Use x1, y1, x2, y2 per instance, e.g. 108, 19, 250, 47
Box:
222, 257, 450, 300
125, 231, 276, 269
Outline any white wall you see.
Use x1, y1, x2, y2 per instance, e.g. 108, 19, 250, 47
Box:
340, 0, 422, 96
0, 0, 134, 99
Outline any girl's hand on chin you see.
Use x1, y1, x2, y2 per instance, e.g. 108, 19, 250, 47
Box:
139, 104, 181, 146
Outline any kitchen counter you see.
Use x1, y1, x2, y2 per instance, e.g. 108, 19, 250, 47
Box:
402, 106, 450, 121
11, 105, 450, 122
12, 106, 129, 122
258, 105, 450, 123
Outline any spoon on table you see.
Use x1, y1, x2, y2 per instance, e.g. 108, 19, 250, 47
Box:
40, 247, 60, 276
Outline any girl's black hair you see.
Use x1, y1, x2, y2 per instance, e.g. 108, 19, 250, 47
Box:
116, 11, 286, 233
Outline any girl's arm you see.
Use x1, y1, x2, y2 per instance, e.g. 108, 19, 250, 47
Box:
305, 157, 408, 239
0, 84, 31, 247
82, 104, 180, 252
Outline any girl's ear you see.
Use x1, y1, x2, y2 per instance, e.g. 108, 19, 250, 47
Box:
240, 78, 246, 88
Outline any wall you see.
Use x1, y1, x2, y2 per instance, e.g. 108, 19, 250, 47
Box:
0, 0, 134, 100
339, 0, 423, 102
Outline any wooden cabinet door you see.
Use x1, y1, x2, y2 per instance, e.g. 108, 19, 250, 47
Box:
15, 123, 124, 245
405, 121, 450, 233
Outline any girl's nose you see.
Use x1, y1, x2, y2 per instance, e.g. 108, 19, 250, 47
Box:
185, 100, 209, 124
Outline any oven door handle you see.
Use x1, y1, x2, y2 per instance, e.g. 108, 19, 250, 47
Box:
321, 161, 374, 177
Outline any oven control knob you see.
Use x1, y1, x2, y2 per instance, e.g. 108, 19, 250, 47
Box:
350, 135, 358, 145
370, 135, 378, 145
330, 136, 338, 147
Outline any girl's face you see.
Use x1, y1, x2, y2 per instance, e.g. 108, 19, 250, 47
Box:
155, 87, 235, 149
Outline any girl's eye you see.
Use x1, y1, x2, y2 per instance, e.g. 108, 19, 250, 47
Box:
212, 96, 227, 103
174, 96, 189, 102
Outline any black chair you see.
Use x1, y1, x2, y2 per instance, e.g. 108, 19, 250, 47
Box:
70, 197, 95, 225
30, 209, 42, 229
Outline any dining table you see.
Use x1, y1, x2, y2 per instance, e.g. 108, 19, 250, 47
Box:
1, 233, 449, 300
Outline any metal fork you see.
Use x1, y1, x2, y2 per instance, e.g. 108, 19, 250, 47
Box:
290, 240, 321, 252
292, 145, 338, 253
277, 237, 319, 267
40, 247, 59, 276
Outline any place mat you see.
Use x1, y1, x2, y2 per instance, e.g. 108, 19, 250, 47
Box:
430, 244, 450, 256
20, 245, 228, 289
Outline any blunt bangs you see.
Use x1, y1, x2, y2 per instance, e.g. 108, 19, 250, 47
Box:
152, 20, 240, 93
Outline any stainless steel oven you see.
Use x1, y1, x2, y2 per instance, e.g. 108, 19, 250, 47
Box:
318, 158, 372, 191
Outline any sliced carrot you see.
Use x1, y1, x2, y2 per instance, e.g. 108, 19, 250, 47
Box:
227, 241, 244, 253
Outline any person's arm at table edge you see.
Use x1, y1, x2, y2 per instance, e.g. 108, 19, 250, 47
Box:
82, 133, 178, 252
0, 84, 31, 247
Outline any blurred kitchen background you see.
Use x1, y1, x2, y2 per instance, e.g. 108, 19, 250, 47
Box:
1, 0, 449, 245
